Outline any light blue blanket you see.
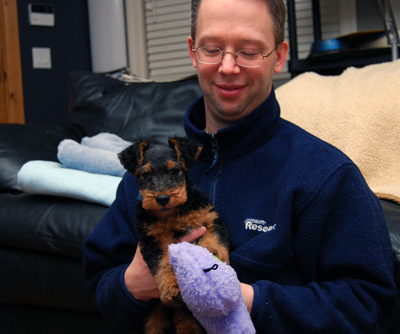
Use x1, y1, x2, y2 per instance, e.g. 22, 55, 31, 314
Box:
81, 133, 132, 152
57, 133, 131, 177
17, 161, 122, 207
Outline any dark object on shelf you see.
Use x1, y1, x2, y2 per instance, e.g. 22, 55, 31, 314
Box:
309, 30, 387, 56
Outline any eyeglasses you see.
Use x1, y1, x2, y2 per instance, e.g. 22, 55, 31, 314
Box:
191, 45, 277, 68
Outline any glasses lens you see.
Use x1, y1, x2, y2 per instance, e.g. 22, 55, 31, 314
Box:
236, 50, 263, 67
196, 47, 222, 64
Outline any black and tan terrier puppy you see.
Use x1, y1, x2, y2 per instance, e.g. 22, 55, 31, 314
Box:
118, 136, 230, 334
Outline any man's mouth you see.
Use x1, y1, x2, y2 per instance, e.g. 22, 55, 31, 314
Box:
216, 84, 245, 98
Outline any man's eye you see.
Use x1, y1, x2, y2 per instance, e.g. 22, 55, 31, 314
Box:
239, 50, 259, 59
202, 47, 221, 56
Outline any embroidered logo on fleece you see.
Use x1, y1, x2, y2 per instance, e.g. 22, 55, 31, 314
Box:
244, 219, 276, 233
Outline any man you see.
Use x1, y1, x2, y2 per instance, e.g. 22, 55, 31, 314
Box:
83, 0, 398, 332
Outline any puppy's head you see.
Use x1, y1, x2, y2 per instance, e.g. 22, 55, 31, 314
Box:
118, 137, 202, 218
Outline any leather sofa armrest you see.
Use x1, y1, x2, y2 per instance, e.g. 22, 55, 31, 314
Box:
0, 124, 80, 192
380, 200, 400, 300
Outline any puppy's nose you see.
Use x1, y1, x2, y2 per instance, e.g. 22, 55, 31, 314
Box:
156, 194, 170, 206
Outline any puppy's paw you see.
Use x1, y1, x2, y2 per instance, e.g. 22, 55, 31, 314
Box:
160, 287, 182, 307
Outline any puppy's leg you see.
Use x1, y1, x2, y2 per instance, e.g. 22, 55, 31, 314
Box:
174, 308, 205, 334
197, 231, 230, 263
141, 230, 182, 307
196, 208, 230, 263
144, 302, 172, 334
155, 253, 182, 307
184, 204, 230, 263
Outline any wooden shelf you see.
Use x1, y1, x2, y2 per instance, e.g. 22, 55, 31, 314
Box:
289, 47, 398, 76
286, 0, 398, 77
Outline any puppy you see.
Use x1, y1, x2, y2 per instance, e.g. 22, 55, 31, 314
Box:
118, 137, 230, 334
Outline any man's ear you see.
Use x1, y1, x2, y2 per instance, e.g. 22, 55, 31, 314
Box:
118, 141, 149, 176
188, 36, 198, 69
274, 41, 289, 74
168, 137, 203, 171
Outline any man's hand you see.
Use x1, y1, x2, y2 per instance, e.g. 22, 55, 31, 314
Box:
240, 283, 254, 313
124, 226, 207, 301
179, 226, 206, 243
124, 245, 160, 301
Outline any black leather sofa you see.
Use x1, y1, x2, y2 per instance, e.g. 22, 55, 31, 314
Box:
0, 72, 203, 334
0, 71, 398, 333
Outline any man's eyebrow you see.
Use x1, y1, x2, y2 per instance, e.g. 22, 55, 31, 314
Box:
197, 36, 268, 48
196, 35, 219, 43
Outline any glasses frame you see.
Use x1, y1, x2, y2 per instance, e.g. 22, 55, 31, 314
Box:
191, 45, 278, 68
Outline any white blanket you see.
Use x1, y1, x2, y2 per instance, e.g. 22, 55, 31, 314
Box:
17, 160, 122, 207
276, 60, 400, 204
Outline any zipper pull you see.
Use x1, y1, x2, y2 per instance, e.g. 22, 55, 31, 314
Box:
206, 134, 220, 172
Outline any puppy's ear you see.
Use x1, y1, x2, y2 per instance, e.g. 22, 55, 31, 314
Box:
118, 141, 149, 176
168, 137, 203, 171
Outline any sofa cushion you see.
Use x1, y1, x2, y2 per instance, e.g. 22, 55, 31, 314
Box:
0, 124, 79, 193
0, 193, 107, 259
0, 247, 98, 312
381, 200, 400, 288
67, 72, 203, 144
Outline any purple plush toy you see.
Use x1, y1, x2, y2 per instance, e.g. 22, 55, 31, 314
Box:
168, 242, 256, 334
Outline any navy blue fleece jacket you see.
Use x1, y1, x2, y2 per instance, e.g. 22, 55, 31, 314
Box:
83, 88, 397, 333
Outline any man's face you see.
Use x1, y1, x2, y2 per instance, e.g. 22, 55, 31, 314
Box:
188, 0, 288, 133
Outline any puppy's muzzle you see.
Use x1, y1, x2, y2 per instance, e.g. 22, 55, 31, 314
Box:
156, 194, 170, 206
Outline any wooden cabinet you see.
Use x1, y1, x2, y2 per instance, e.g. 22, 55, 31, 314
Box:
0, 0, 25, 124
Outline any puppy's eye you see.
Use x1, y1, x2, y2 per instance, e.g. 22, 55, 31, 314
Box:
141, 172, 152, 180
169, 168, 181, 176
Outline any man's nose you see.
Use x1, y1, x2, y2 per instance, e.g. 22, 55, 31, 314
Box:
219, 52, 241, 74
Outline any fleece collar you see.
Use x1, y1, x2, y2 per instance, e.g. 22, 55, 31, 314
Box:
183, 88, 281, 160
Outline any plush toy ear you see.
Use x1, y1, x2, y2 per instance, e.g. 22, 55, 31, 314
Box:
118, 141, 149, 176
168, 137, 203, 171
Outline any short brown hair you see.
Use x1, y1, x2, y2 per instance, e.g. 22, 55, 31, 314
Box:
191, 0, 286, 46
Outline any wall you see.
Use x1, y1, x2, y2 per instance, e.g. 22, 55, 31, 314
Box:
17, 0, 92, 126
356, 0, 400, 31
127, 0, 342, 82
